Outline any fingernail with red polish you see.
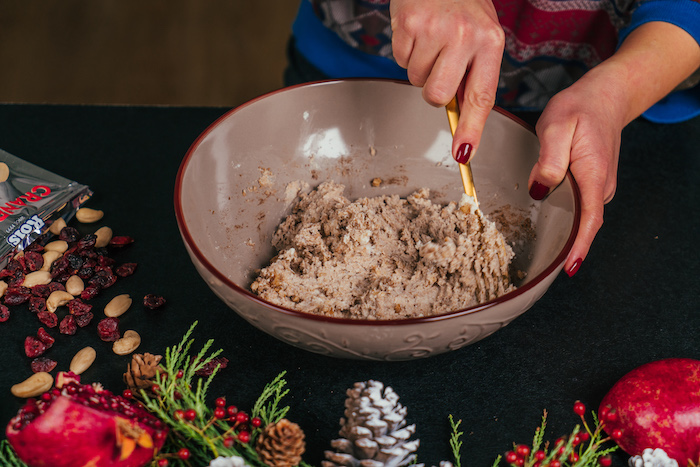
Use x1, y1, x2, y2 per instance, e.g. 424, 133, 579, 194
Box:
455, 143, 472, 164
529, 181, 549, 200
566, 258, 582, 277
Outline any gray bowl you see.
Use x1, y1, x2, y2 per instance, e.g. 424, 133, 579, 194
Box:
175, 79, 580, 361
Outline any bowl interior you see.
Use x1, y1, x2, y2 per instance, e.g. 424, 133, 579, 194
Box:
177, 80, 578, 308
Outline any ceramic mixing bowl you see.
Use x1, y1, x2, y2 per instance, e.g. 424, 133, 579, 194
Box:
174, 79, 580, 361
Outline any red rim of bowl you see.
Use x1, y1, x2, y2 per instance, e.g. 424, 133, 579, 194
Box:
174, 78, 581, 326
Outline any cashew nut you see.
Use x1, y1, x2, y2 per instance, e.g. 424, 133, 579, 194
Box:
44, 240, 69, 253
0, 280, 8, 299
11, 372, 54, 398
104, 294, 132, 318
65, 275, 85, 296
94, 226, 113, 248
76, 207, 104, 224
69, 346, 96, 375
112, 330, 141, 356
41, 250, 63, 272
49, 218, 67, 235
47, 290, 74, 312
23, 271, 52, 288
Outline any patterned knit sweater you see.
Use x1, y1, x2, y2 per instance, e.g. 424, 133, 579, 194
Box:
291, 0, 700, 122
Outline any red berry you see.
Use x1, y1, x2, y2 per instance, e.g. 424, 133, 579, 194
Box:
157, 459, 169, 467
235, 411, 249, 424
535, 451, 546, 461
599, 405, 610, 420
610, 428, 623, 440
223, 436, 235, 448
505, 451, 518, 464
604, 409, 618, 423
572, 434, 581, 446
214, 407, 226, 419
216, 397, 227, 407
178, 448, 191, 460
515, 458, 525, 467
174, 391, 182, 400
579, 432, 590, 442
599, 456, 613, 467
569, 453, 579, 463
238, 431, 251, 443
550, 461, 561, 467
122, 389, 133, 399
176, 369, 184, 379
174, 409, 185, 420
185, 408, 197, 421
251, 417, 262, 428
516, 445, 530, 458
227, 405, 238, 417
573, 400, 586, 416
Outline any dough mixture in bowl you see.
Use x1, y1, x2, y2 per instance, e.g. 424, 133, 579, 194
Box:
250, 181, 515, 319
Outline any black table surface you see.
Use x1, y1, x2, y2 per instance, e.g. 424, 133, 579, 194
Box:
0, 103, 698, 467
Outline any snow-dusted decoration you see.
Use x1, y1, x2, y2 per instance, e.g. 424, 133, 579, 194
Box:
629, 449, 679, 467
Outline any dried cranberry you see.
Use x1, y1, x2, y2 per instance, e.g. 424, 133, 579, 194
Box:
74, 312, 94, 328
37, 311, 58, 328
109, 236, 134, 247
25, 240, 45, 253
48, 282, 66, 293
59, 315, 78, 335
4, 287, 31, 305
67, 298, 92, 315
23, 251, 44, 272
37, 327, 55, 347
0, 305, 10, 322
77, 267, 95, 280
66, 254, 83, 272
88, 270, 117, 289
50, 257, 70, 279
7, 271, 25, 287
143, 294, 166, 310
97, 256, 116, 268
31, 283, 51, 298
24, 336, 47, 358
77, 234, 97, 250
31, 357, 57, 373
97, 317, 120, 342
194, 357, 229, 376
80, 285, 101, 301
58, 226, 80, 243
115, 263, 137, 277
28, 297, 47, 313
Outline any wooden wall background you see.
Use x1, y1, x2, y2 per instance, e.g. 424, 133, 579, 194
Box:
0, 1, 299, 107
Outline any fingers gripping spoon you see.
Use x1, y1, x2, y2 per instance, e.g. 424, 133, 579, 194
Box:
446, 96, 478, 205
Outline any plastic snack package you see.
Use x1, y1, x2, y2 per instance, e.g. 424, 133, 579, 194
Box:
0, 148, 92, 269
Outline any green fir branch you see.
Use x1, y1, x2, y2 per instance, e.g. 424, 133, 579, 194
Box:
448, 414, 464, 467
0, 440, 28, 467
252, 371, 291, 427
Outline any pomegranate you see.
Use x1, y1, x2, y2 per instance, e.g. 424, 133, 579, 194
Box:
599, 358, 700, 467
6, 372, 167, 467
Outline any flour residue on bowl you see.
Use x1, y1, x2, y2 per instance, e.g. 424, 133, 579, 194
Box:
250, 181, 515, 319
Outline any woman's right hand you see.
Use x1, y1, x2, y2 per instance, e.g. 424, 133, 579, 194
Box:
390, 0, 505, 164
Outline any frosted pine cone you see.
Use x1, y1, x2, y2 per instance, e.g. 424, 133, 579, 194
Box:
323, 380, 419, 467
256, 418, 306, 467
629, 449, 679, 467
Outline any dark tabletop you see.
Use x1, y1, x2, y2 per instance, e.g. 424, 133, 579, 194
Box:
0, 103, 698, 467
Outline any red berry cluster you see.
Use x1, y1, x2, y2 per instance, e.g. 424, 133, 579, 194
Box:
503, 401, 620, 467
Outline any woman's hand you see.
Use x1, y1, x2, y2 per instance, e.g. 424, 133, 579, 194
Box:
390, 0, 504, 163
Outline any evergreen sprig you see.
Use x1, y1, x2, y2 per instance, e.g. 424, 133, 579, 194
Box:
0, 440, 28, 467
137, 321, 296, 467
449, 415, 464, 467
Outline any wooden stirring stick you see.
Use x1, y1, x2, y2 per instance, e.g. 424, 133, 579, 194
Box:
445, 96, 478, 204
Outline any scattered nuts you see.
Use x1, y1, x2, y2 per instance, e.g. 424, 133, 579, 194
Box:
41, 250, 63, 272
65, 275, 85, 296
0, 162, 9, 183
69, 346, 96, 375
47, 290, 74, 312
104, 294, 132, 318
0, 280, 8, 298
112, 330, 141, 356
44, 240, 69, 253
371, 177, 382, 187
94, 226, 113, 248
11, 372, 54, 398
76, 207, 104, 223
22, 271, 52, 288
49, 218, 67, 235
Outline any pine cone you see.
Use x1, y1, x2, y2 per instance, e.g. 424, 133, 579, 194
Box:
323, 380, 419, 467
123, 352, 163, 390
256, 418, 306, 467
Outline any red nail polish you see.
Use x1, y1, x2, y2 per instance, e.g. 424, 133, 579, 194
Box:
566, 258, 582, 277
455, 143, 472, 164
529, 181, 549, 200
